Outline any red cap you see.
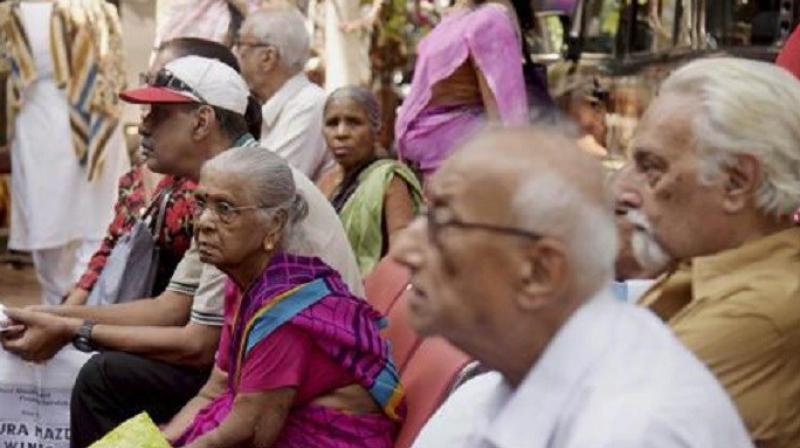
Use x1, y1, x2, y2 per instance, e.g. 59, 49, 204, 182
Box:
119, 86, 199, 105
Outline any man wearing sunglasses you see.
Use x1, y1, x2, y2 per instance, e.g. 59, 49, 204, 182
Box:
393, 128, 751, 448
1, 55, 362, 447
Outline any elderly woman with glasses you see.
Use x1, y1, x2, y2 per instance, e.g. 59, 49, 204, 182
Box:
164, 147, 404, 448
317, 86, 424, 275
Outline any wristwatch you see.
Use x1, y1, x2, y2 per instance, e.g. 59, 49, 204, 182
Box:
72, 320, 96, 352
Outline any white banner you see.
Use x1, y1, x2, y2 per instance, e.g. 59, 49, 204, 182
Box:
0, 348, 91, 448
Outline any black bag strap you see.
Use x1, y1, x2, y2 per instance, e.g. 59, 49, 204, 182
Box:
150, 188, 173, 240
139, 186, 174, 240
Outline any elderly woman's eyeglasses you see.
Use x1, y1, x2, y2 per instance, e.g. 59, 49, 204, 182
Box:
425, 206, 543, 244
141, 69, 208, 103
194, 197, 269, 225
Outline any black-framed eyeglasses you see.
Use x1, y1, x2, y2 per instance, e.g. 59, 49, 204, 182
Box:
425, 206, 543, 244
148, 69, 208, 103
194, 196, 271, 225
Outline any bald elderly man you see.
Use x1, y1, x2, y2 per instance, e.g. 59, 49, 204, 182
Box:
394, 127, 752, 448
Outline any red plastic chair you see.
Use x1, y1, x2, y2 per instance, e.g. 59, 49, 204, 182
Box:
364, 257, 411, 316
366, 259, 472, 447
395, 336, 472, 448
383, 290, 423, 373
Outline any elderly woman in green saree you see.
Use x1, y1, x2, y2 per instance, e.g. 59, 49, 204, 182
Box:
317, 86, 424, 275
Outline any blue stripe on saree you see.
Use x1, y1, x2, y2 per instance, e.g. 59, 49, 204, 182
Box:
244, 278, 331, 356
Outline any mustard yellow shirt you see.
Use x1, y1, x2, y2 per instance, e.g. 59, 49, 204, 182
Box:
640, 227, 800, 448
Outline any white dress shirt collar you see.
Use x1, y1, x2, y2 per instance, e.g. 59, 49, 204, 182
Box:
262, 72, 312, 129
484, 290, 621, 448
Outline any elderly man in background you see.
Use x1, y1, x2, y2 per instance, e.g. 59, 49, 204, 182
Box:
618, 57, 800, 447
394, 127, 752, 447
236, 6, 332, 179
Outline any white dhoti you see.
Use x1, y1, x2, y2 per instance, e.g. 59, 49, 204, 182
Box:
9, 2, 128, 304
310, 0, 372, 92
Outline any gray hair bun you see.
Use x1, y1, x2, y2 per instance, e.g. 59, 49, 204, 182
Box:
288, 193, 309, 224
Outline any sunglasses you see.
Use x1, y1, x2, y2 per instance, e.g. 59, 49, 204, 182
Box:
139, 69, 208, 103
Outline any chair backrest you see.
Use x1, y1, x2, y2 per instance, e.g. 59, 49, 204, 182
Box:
366, 258, 472, 447
383, 290, 423, 373
395, 336, 472, 448
365, 257, 410, 315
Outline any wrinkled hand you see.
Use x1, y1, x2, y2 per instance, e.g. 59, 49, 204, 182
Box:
0, 308, 79, 363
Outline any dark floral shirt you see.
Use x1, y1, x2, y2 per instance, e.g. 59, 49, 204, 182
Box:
76, 165, 196, 295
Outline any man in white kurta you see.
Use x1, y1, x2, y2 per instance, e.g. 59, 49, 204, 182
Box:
411, 290, 753, 448
391, 127, 752, 448
7, 2, 128, 305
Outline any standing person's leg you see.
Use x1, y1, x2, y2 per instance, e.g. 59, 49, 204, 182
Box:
31, 241, 80, 305
31, 239, 102, 305
69, 351, 209, 448
69, 238, 102, 291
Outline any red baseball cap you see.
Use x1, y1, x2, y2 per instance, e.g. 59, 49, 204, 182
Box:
120, 56, 249, 114
120, 86, 198, 105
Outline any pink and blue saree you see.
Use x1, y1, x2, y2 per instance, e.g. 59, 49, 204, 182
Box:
175, 253, 405, 447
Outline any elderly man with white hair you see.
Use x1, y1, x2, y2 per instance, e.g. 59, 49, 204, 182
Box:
235, 6, 332, 180
393, 127, 752, 447
619, 57, 800, 447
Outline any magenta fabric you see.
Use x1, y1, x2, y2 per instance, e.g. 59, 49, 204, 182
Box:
230, 323, 356, 400
395, 4, 529, 176
216, 308, 355, 402
399, 104, 485, 176
175, 253, 402, 447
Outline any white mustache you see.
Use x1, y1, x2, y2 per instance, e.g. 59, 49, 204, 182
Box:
624, 209, 672, 273
625, 209, 653, 233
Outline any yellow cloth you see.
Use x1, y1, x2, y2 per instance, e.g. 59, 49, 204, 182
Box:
639, 227, 800, 448
0, 0, 125, 181
89, 412, 171, 448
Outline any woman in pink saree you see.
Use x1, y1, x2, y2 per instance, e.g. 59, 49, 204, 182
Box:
163, 147, 404, 447
394, 0, 533, 179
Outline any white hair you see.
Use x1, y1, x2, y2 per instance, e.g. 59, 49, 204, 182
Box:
660, 57, 800, 218
202, 146, 309, 249
511, 171, 618, 296
243, 8, 310, 72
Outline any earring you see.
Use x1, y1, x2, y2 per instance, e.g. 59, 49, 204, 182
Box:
264, 240, 274, 252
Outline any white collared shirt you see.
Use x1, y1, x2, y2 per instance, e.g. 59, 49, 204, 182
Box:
260, 73, 333, 180
413, 290, 753, 448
